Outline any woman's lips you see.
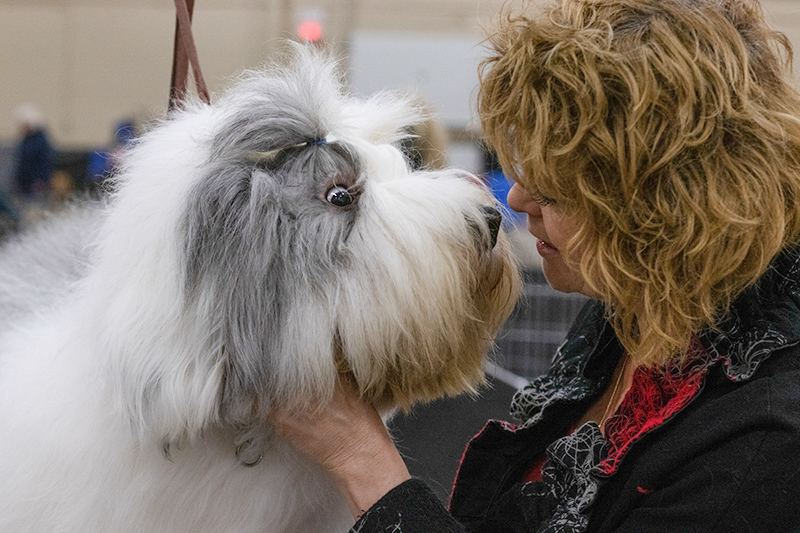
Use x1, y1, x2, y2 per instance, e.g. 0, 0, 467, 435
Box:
536, 238, 559, 256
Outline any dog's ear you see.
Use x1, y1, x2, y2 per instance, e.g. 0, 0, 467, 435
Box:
182, 160, 343, 422
182, 161, 281, 414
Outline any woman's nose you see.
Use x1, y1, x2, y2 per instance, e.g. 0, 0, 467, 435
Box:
507, 183, 541, 217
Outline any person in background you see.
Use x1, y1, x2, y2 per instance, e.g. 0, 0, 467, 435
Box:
270, 0, 800, 531
12, 104, 54, 201
85, 120, 137, 191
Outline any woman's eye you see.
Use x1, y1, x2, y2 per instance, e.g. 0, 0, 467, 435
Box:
530, 191, 555, 207
326, 185, 353, 207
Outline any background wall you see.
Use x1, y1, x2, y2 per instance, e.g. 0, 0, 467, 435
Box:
0, 0, 505, 148
5, 0, 798, 150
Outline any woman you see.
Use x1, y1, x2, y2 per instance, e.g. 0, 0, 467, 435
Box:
270, 0, 800, 530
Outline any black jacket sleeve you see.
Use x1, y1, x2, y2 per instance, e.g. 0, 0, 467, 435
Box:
349, 479, 465, 532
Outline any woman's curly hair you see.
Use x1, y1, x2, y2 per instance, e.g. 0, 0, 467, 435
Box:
479, 0, 800, 366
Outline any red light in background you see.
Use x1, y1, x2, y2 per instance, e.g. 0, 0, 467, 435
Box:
297, 20, 323, 42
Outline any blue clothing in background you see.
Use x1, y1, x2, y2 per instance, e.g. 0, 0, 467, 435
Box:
86, 121, 136, 185
14, 129, 54, 197
485, 169, 524, 228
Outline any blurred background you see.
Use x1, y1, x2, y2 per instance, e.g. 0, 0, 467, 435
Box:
0, 0, 595, 376
2, 0, 800, 501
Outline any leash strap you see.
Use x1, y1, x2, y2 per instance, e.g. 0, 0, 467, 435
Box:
168, 0, 211, 111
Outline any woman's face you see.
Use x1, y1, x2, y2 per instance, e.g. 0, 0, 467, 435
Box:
507, 183, 595, 297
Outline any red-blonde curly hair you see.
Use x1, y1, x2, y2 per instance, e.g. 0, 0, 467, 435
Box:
479, 0, 800, 366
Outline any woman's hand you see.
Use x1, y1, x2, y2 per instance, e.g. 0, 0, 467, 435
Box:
268, 378, 411, 519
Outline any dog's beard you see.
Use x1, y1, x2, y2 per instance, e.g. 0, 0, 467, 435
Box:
333, 195, 520, 412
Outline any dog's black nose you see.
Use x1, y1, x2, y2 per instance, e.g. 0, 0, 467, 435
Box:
480, 205, 502, 249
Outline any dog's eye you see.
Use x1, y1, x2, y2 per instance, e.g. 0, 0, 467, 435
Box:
326, 186, 353, 207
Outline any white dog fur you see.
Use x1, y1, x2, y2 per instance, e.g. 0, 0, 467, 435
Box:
0, 46, 519, 532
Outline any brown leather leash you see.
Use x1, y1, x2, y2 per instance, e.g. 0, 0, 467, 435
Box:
168, 0, 211, 111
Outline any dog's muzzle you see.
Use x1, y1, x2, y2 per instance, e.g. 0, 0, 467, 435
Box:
480, 205, 502, 249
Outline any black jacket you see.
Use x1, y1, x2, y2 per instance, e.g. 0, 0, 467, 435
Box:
351, 249, 800, 532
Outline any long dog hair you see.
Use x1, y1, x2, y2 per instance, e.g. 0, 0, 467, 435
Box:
0, 46, 519, 532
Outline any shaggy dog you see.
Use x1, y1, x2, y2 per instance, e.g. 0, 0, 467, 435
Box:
0, 48, 519, 532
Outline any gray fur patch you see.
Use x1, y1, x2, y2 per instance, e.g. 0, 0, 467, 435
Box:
183, 123, 363, 414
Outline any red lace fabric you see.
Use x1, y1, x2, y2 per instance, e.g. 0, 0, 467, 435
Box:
520, 339, 711, 482
598, 338, 711, 475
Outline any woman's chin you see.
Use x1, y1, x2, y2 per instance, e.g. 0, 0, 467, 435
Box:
541, 256, 591, 296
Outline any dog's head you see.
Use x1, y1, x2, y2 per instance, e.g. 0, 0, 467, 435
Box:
94, 45, 519, 442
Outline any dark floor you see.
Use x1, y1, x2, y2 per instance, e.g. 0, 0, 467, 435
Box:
388, 372, 519, 504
